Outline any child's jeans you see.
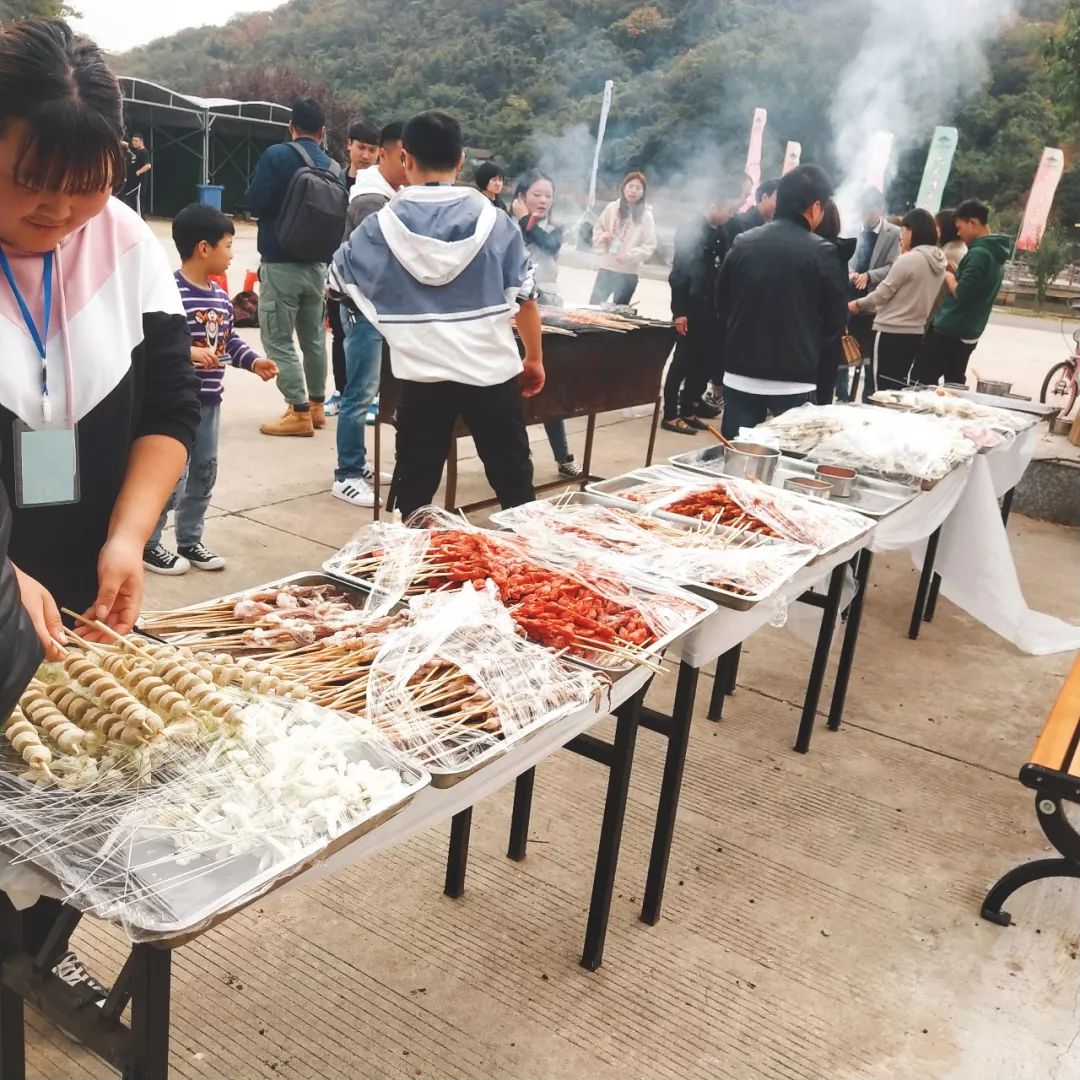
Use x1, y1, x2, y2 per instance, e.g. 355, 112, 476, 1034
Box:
149, 403, 220, 548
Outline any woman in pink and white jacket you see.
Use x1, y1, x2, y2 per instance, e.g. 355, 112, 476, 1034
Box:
589, 171, 658, 306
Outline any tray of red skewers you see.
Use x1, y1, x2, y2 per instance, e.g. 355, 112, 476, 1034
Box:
322, 510, 715, 674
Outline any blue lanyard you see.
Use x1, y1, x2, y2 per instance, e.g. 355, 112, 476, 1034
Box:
0, 248, 54, 421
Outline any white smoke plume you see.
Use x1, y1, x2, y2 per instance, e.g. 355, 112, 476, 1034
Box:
830, 0, 1016, 225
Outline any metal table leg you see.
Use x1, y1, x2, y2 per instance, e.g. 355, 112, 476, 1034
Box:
0, 895, 25, 1080
444, 808, 472, 898
724, 642, 741, 694
909, 526, 942, 639
127, 945, 171, 1080
507, 768, 535, 861
827, 550, 874, 732
644, 398, 661, 467
707, 645, 740, 721
581, 690, 643, 971
794, 565, 846, 754
580, 413, 598, 490
640, 662, 699, 926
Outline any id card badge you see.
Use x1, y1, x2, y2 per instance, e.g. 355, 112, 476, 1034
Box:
13, 417, 80, 507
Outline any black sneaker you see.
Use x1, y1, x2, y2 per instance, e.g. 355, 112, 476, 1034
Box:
178, 543, 226, 571
143, 543, 190, 576
557, 456, 583, 478
54, 950, 108, 1006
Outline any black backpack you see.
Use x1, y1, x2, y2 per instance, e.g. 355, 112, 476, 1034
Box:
274, 142, 349, 263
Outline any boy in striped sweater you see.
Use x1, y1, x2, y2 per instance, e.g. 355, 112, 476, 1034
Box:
143, 204, 278, 574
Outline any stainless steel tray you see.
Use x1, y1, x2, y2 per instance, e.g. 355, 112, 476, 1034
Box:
938, 388, 1059, 419
489, 490, 630, 527
669, 446, 919, 519
584, 466, 696, 507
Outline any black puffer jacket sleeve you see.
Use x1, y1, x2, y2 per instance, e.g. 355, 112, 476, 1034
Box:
0, 484, 43, 721
135, 311, 200, 450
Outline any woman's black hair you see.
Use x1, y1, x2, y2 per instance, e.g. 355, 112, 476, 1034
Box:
936, 208, 961, 246
814, 198, 842, 242
513, 169, 556, 221
474, 160, 504, 194
901, 208, 939, 249
0, 20, 125, 195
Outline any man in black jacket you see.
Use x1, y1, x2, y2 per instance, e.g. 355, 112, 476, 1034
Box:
715, 164, 848, 439
729, 177, 779, 237
662, 174, 746, 434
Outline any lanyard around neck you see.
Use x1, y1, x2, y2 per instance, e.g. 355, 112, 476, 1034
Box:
0, 248, 55, 422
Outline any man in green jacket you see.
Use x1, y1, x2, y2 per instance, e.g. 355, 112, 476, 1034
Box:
914, 198, 1012, 385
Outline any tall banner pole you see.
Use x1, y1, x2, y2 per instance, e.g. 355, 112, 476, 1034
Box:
587, 80, 614, 209
1016, 147, 1066, 252
742, 107, 768, 209
782, 141, 802, 175
915, 126, 958, 214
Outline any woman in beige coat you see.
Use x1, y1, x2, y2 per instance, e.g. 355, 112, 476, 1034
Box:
590, 171, 658, 305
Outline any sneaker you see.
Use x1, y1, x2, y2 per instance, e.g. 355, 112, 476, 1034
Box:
260, 405, 314, 437
557, 456, 583, 479
178, 543, 226, 571
661, 418, 699, 436
702, 389, 723, 410
332, 477, 378, 507
143, 543, 190, 575
54, 951, 108, 1005
324, 392, 342, 417
309, 400, 326, 429
359, 463, 393, 485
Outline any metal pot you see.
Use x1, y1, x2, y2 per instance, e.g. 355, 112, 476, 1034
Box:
815, 464, 857, 498
976, 378, 1013, 397
722, 441, 780, 483
1050, 415, 1074, 437
784, 476, 832, 500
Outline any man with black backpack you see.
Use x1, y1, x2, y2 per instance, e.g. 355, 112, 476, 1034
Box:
246, 97, 349, 437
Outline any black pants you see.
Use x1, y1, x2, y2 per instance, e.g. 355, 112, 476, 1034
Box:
590, 269, 638, 305
874, 331, 922, 391
912, 329, 977, 386
663, 316, 717, 420
328, 298, 348, 395
392, 377, 535, 519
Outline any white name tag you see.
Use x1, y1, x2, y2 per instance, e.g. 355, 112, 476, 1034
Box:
13, 419, 80, 507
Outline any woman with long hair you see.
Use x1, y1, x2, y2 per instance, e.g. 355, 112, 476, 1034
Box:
0, 17, 200, 993
814, 199, 857, 404
590, 171, 657, 305
512, 170, 580, 477
936, 207, 968, 270
850, 208, 946, 390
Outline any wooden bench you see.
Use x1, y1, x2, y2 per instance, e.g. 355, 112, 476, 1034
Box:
982, 654, 1080, 925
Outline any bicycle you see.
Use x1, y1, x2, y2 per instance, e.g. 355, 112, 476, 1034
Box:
1042, 304, 1080, 416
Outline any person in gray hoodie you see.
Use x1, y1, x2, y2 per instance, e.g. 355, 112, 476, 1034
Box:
327, 122, 408, 507
330, 111, 544, 518
849, 208, 947, 391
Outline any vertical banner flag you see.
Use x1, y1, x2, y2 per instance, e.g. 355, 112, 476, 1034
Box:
915, 126, 958, 214
782, 141, 802, 175
1016, 147, 1066, 252
587, 80, 614, 208
742, 107, 768, 209
863, 130, 895, 193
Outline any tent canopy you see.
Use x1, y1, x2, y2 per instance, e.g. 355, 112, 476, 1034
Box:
119, 77, 292, 217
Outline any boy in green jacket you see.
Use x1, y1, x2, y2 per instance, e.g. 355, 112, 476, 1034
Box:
913, 199, 1012, 385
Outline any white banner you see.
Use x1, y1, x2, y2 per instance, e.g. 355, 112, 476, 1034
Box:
587, 80, 614, 208
742, 107, 768, 209
863, 130, 895, 192
782, 141, 802, 175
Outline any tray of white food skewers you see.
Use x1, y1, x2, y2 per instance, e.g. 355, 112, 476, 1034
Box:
491, 493, 817, 611
0, 625, 428, 944
140, 574, 609, 788
868, 387, 1038, 434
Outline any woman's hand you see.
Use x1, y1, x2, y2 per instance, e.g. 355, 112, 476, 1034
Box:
79, 534, 145, 640
847, 300, 860, 315
511, 194, 528, 221
13, 565, 66, 660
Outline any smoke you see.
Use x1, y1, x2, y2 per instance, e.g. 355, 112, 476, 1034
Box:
830, 0, 1015, 226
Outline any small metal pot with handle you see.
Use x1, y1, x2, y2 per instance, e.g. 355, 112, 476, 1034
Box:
722, 441, 781, 483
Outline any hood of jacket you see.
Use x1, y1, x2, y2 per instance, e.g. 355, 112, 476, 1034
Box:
350, 164, 397, 202
915, 244, 948, 276
970, 233, 1012, 264
375, 185, 499, 287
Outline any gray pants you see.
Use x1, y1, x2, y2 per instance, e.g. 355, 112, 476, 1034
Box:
258, 262, 328, 406
150, 403, 219, 548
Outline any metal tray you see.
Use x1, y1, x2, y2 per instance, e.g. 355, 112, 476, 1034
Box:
584, 466, 697, 507
489, 490, 630, 527
937, 388, 1059, 419
668, 447, 919, 519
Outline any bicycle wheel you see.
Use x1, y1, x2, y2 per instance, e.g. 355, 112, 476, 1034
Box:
1041, 361, 1078, 416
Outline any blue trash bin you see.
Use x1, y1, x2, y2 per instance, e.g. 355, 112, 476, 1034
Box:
196, 184, 224, 210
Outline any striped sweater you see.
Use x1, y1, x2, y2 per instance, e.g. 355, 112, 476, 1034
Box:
174, 272, 260, 404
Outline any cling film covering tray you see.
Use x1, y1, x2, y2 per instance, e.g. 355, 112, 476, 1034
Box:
323, 505, 716, 674
491, 496, 816, 611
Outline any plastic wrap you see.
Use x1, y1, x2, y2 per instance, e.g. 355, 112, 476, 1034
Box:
870, 387, 1036, 434
324, 506, 714, 670
741, 403, 864, 453
497, 498, 816, 606
0, 642, 427, 942
367, 584, 604, 778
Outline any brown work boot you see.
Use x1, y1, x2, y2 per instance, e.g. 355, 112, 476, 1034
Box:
259, 405, 314, 437
308, 399, 326, 429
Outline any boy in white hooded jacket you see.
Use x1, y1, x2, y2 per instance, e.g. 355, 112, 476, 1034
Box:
330, 111, 545, 518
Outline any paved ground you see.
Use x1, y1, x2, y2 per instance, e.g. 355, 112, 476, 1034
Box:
22, 220, 1080, 1079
